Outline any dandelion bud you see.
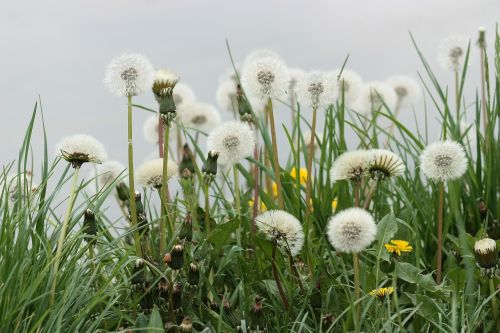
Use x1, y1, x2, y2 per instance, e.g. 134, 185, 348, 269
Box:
172, 283, 182, 310
116, 182, 130, 202
477, 27, 486, 48
153, 69, 179, 123
249, 296, 265, 330
179, 214, 193, 242
163, 252, 172, 265
236, 84, 254, 123
179, 144, 196, 179
169, 244, 184, 270
132, 192, 149, 234
179, 316, 193, 332
187, 263, 200, 286
477, 198, 488, 220
202, 151, 219, 184
83, 209, 97, 244
474, 238, 497, 276
158, 278, 169, 299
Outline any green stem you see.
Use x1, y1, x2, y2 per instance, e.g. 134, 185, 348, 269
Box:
233, 165, 241, 247
89, 244, 96, 275
272, 241, 289, 310
162, 122, 173, 243
353, 252, 360, 331
305, 106, 317, 212
50, 167, 80, 305
489, 278, 499, 331
204, 183, 210, 236
362, 180, 378, 210
454, 69, 460, 124
127, 95, 142, 258
436, 181, 444, 284
267, 98, 284, 209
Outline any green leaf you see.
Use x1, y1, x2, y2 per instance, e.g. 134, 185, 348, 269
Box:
208, 219, 239, 249
147, 306, 164, 332
396, 262, 448, 295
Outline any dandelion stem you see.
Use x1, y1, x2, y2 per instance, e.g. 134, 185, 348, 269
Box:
158, 115, 164, 158
204, 182, 210, 236
272, 240, 289, 310
162, 121, 172, 248
362, 180, 378, 210
354, 181, 361, 208
454, 69, 461, 123
267, 98, 284, 209
352, 252, 361, 328
489, 278, 499, 331
305, 106, 317, 212
436, 181, 444, 284
89, 243, 96, 275
50, 166, 80, 305
233, 165, 242, 247
127, 95, 143, 258
289, 254, 304, 294
252, 143, 260, 224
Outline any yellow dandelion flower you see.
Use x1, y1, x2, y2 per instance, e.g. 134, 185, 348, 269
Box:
272, 182, 278, 197
248, 199, 267, 212
384, 240, 413, 256
369, 287, 395, 300
290, 167, 308, 184
331, 199, 338, 210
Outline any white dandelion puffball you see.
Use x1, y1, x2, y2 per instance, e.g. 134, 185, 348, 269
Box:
366, 149, 406, 180
95, 160, 126, 187
216, 75, 239, 113
173, 83, 196, 106
327, 208, 377, 253
330, 150, 371, 182
419, 140, 467, 181
438, 36, 470, 71
104, 53, 155, 97
56, 134, 108, 167
240, 49, 290, 101
288, 68, 306, 97
385, 75, 421, 108
135, 158, 178, 188
355, 81, 397, 114
206, 121, 255, 166
178, 102, 222, 133
303, 130, 320, 150
255, 210, 304, 256
142, 114, 175, 144
296, 71, 337, 109
7, 172, 37, 202
332, 68, 363, 106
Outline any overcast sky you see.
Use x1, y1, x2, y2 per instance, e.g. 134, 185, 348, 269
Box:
1, 0, 498, 170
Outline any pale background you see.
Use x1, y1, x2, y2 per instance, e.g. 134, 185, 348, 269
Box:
1, 0, 498, 171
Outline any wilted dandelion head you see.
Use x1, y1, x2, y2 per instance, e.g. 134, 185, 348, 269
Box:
135, 158, 177, 189
355, 81, 397, 114
330, 150, 371, 182
326, 207, 377, 253
95, 160, 126, 187
178, 102, 221, 133
366, 149, 405, 180
172, 82, 196, 106
474, 238, 497, 270
332, 69, 363, 106
297, 71, 337, 109
56, 134, 108, 168
206, 121, 255, 166
385, 75, 421, 108
438, 36, 470, 71
255, 210, 304, 256
241, 50, 289, 100
419, 140, 467, 181
104, 53, 155, 97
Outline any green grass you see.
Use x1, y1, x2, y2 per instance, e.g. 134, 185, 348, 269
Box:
0, 31, 499, 332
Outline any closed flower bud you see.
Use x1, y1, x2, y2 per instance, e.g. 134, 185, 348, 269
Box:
172, 283, 182, 310
179, 144, 196, 179
83, 209, 97, 244
236, 84, 254, 123
163, 253, 172, 265
188, 263, 200, 286
153, 70, 179, 123
179, 316, 193, 332
202, 151, 219, 183
116, 182, 130, 202
169, 244, 184, 270
158, 278, 169, 299
474, 238, 497, 276
179, 214, 193, 242
249, 296, 265, 330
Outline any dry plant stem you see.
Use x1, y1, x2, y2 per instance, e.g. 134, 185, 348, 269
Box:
272, 241, 289, 310
162, 122, 172, 247
362, 180, 378, 210
158, 115, 164, 158
305, 106, 317, 212
436, 181, 444, 284
127, 96, 143, 258
50, 166, 80, 305
267, 98, 284, 209
233, 165, 242, 247
352, 252, 361, 325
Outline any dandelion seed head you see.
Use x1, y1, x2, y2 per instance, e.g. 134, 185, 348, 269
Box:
95, 160, 126, 187
385, 75, 421, 108
327, 208, 377, 253
172, 83, 196, 106
419, 140, 467, 181
474, 238, 497, 270
216, 72, 239, 113
438, 36, 470, 71
178, 102, 221, 133
241, 50, 289, 100
56, 134, 108, 167
367, 149, 405, 180
297, 71, 337, 109
142, 114, 175, 144
332, 69, 363, 106
104, 53, 155, 97
355, 81, 397, 115
288, 67, 306, 96
135, 158, 177, 188
152, 69, 179, 98
330, 150, 371, 182
255, 210, 304, 256
206, 121, 255, 166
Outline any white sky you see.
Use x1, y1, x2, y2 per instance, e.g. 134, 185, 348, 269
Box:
1, 0, 498, 169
